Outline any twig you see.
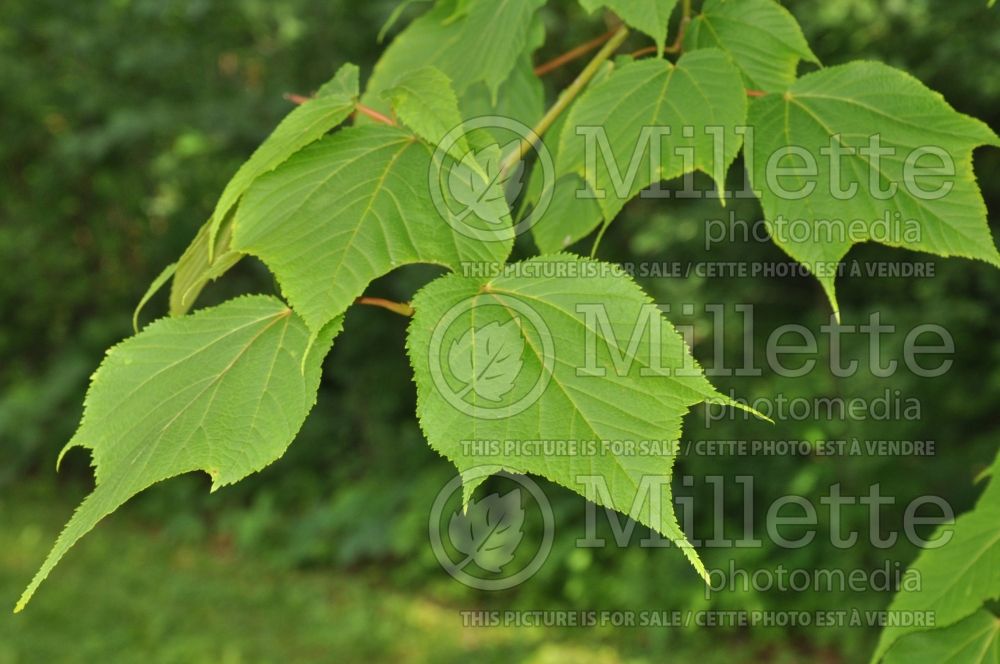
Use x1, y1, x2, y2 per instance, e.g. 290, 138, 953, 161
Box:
500, 25, 631, 177
534, 28, 619, 76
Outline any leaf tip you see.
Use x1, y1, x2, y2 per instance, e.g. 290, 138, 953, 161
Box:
55, 440, 80, 473
14, 579, 39, 614
819, 276, 841, 325
707, 393, 773, 424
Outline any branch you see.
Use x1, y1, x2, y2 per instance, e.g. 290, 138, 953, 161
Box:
500, 25, 631, 176
534, 28, 619, 76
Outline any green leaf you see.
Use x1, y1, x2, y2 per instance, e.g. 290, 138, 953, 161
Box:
407, 254, 757, 581
231, 124, 513, 334
132, 261, 176, 332
378, 0, 431, 43
883, 611, 1000, 664
579, 0, 678, 55
556, 50, 747, 222
748, 61, 1000, 317
364, 0, 546, 107
206, 62, 360, 253
871, 450, 1000, 662
382, 66, 469, 157
527, 173, 605, 253
684, 0, 819, 93
16, 296, 341, 612
169, 215, 244, 317
460, 52, 545, 149
315, 62, 362, 100
364, 4, 545, 164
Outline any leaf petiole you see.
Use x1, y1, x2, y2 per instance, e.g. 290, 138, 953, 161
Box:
632, 0, 693, 57
355, 103, 397, 126
354, 296, 414, 317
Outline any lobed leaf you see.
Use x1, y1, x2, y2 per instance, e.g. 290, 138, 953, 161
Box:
383, 65, 469, 158
578, 0, 678, 55
168, 213, 243, 316
231, 124, 513, 334
883, 610, 1000, 664
16, 296, 341, 612
872, 450, 1000, 662
555, 50, 747, 229
748, 61, 1000, 317
460, 52, 546, 148
364, 0, 546, 107
407, 254, 759, 581
207, 62, 360, 252
167, 63, 359, 316
684, 0, 819, 92
133, 261, 176, 332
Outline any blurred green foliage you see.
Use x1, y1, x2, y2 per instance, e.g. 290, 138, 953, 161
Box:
1, 0, 999, 661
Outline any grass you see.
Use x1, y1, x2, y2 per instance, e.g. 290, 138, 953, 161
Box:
0, 483, 825, 663
0, 484, 537, 663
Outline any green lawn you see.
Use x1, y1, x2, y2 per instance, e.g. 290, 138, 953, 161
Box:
0, 485, 813, 664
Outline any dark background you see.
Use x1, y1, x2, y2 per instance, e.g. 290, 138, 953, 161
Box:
1, 1, 998, 661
